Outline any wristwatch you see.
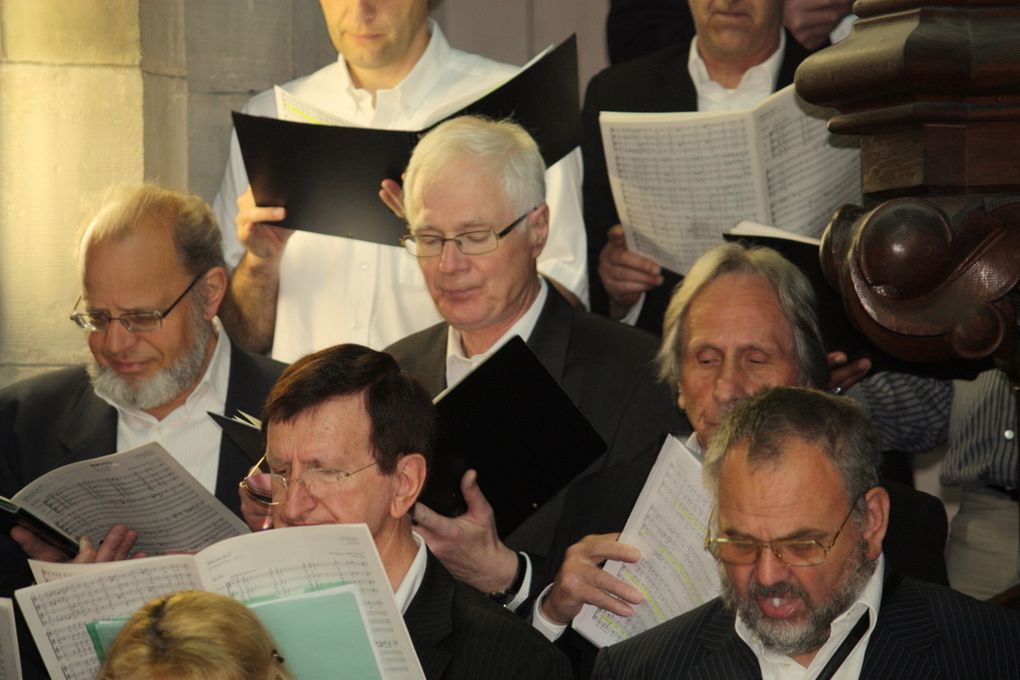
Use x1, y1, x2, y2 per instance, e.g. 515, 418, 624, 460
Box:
488, 551, 527, 606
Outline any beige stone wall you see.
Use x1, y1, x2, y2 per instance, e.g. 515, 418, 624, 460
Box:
0, 0, 610, 388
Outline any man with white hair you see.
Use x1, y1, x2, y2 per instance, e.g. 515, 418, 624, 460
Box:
385, 115, 683, 609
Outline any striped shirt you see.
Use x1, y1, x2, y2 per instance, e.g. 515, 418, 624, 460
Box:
849, 369, 1018, 490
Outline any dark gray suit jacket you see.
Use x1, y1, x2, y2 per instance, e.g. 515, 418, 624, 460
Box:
406, 551, 572, 679
385, 285, 687, 562
0, 342, 284, 680
581, 33, 811, 332
593, 573, 1020, 679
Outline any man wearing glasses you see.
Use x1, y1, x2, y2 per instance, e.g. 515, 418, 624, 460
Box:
383, 115, 684, 609
250, 343, 571, 680
0, 184, 284, 565
593, 386, 1020, 679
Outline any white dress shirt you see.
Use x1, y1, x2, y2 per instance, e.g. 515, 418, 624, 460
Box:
737, 555, 885, 680
394, 532, 430, 615
103, 318, 232, 494
213, 21, 587, 361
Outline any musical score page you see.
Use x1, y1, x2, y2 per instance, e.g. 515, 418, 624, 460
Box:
11, 442, 248, 554
16, 525, 424, 680
573, 436, 719, 647
600, 84, 860, 275
0, 598, 21, 680
16, 555, 202, 680
601, 109, 768, 274
755, 87, 861, 236
196, 525, 424, 680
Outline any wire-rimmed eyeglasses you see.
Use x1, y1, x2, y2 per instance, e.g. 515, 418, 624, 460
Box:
239, 453, 378, 506
69, 271, 205, 333
400, 206, 537, 258
704, 493, 864, 567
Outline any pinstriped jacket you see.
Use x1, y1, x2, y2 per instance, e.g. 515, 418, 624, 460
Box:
592, 572, 1020, 679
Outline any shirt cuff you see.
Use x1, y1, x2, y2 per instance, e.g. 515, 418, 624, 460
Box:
505, 552, 532, 612
617, 292, 646, 326
531, 582, 569, 642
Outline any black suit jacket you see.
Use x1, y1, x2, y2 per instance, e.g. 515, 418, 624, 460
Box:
405, 551, 572, 679
0, 342, 284, 680
592, 572, 1020, 679
385, 285, 687, 563
546, 449, 949, 678
581, 34, 811, 333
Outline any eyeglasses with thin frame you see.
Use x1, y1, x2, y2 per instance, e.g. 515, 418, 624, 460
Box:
69, 271, 205, 333
399, 206, 538, 258
240, 453, 378, 506
704, 493, 865, 567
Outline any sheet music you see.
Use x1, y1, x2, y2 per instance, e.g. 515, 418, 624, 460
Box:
17, 525, 424, 680
728, 219, 821, 246
601, 109, 768, 274
196, 525, 425, 680
16, 556, 202, 680
573, 436, 719, 647
12, 443, 248, 554
274, 85, 350, 125
28, 559, 124, 584
754, 86, 861, 236
0, 598, 21, 680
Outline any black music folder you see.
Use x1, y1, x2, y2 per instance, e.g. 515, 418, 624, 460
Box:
208, 412, 266, 467
233, 35, 580, 247
424, 336, 606, 538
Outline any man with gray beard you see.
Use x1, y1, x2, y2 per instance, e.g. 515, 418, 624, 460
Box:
594, 387, 1020, 679
0, 184, 284, 569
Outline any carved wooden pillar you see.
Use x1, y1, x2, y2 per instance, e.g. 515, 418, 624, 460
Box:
796, 0, 1020, 362
796, 1, 1020, 593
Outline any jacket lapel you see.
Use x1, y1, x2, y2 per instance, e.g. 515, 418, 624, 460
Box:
55, 373, 117, 466
860, 574, 941, 678
403, 552, 454, 679
689, 606, 762, 680
523, 282, 573, 385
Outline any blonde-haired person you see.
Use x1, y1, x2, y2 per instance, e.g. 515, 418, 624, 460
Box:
97, 591, 291, 680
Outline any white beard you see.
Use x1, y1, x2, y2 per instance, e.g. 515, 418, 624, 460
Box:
89, 314, 212, 412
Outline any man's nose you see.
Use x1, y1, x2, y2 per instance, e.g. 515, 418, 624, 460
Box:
714, 359, 748, 406
277, 476, 316, 524
754, 544, 792, 587
102, 320, 137, 354
437, 239, 468, 273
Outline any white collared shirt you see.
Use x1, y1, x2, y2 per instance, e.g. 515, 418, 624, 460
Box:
737, 554, 885, 680
103, 318, 232, 493
213, 21, 588, 361
394, 532, 430, 614
443, 277, 549, 390
689, 31, 786, 112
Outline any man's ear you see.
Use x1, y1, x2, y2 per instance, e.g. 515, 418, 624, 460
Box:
390, 453, 427, 519
198, 266, 228, 320
861, 486, 890, 560
527, 203, 550, 258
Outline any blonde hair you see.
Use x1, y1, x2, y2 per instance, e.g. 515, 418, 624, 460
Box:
96, 591, 292, 680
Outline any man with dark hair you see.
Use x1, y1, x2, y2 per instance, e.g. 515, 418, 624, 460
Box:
0, 184, 285, 679
254, 344, 571, 680
594, 386, 1020, 679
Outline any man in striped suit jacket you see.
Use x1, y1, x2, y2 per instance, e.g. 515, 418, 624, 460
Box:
594, 387, 1020, 679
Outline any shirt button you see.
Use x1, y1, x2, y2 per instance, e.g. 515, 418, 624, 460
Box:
360, 262, 369, 270
1005, 430, 1015, 441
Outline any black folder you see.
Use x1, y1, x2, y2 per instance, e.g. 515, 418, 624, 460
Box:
208, 412, 265, 467
233, 35, 580, 247
424, 336, 606, 538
